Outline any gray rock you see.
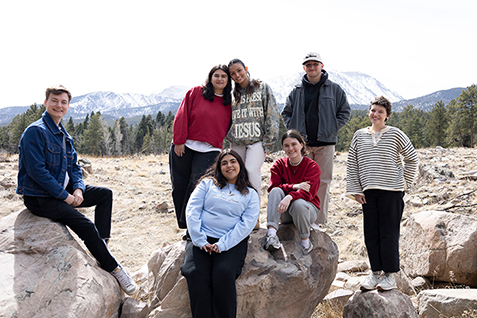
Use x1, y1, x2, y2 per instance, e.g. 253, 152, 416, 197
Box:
145, 224, 339, 318
400, 211, 477, 287
337, 260, 369, 273
0, 210, 122, 318
343, 289, 418, 318
418, 289, 477, 318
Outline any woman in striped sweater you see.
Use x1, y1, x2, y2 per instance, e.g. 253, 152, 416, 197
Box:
345, 96, 418, 291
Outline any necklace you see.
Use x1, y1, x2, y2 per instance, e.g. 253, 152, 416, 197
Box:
290, 157, 303, 166
226, 183, 233, 194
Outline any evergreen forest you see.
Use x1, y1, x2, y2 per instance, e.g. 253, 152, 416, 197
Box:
1, 84, 475, 156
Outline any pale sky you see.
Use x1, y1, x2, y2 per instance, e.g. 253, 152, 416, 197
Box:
0, 0, 475, 109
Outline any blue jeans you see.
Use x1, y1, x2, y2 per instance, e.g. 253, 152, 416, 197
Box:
23, 185, 118, 272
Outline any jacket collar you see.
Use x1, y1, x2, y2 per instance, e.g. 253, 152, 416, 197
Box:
42, 111, 68, 137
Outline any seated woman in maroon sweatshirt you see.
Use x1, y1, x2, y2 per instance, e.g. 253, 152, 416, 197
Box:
265, 130, 321, 255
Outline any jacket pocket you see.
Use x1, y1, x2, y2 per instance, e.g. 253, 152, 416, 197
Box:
46, 141, 61, 167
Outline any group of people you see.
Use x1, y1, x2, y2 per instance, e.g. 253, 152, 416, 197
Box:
16, 52, 418, 318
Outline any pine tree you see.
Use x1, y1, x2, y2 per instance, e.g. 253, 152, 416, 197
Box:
457, 84, 477, 147
428, 101, 448, 147
82, 112, 104, 155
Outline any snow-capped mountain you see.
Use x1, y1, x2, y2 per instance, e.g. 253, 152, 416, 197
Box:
265, 70, 403, 106
0, 71, 464, 126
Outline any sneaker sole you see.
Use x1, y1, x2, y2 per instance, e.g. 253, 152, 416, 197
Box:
266, 244, 281, 251
376, 285, 396, 291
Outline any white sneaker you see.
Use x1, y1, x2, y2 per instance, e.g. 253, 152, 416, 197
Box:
111, 265, 138, 295
301, 241, 314, 255
360, 271, 382, 290
311, 223, 327, 232
377, 273, 397, 290
265, 234, 281, 251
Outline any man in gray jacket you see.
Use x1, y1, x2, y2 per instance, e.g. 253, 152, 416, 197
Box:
281, 52, 350, 229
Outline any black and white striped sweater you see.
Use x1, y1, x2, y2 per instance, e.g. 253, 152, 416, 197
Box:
345, 126, 418, 200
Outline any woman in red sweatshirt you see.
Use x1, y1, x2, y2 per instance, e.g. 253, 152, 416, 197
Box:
265, 130, 321, 255
170, 64, 232, 230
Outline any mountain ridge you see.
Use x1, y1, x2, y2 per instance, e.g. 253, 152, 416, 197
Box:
0, 71, 468, 126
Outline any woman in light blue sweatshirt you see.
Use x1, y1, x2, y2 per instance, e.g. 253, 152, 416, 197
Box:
181, 148, 259, 318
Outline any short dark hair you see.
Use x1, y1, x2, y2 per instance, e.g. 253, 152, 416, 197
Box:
202, 64, 232, 106
45, 85, 72, 102
281, 129, 306, 156
201, 148, 253, 195
369, 96, 392, 117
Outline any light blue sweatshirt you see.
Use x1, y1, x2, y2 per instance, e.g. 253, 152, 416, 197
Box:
186, 178, 260, 252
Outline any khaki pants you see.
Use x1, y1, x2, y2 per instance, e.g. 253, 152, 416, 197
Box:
306, 145, 335, 224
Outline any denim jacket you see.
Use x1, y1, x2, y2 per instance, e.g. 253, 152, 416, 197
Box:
16, 111, 85, 200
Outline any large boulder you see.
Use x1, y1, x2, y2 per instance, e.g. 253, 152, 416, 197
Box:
0, 210, 122, 318
400, 210, 477, 286
343, 289, 418, 318
143, 224, 339, 318
418, 289, 477, 318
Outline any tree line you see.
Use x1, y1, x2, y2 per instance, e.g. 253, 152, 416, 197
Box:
0, 85, 475, 156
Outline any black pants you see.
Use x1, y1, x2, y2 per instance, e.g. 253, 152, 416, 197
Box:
362, 189, 404, 273
181, 237, 248, 318
23, 185, 118, 272
169, 144, 219, 228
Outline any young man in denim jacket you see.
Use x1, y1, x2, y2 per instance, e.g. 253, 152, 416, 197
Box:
16, 85, 138, 295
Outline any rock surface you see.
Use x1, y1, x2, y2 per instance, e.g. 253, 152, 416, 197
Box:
418, 289, 477, 318
0, 209, 122, 318
400, 210, 477, 286
143, 225, 339, 318
343, 289, 418, 318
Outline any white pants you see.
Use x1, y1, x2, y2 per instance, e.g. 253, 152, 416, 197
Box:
231, 142, 265, 207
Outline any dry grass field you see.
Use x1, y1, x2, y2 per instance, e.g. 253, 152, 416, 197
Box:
1, 147, 477, 317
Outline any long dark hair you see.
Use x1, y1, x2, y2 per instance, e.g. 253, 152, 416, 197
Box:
281, 129, 307, 156
202, 64, 232, 106
228, 59, 262, 105
200, 149, 253, 195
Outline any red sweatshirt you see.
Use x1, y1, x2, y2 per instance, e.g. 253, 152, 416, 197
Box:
268, 156, 321, 210
172, 86, 231, 149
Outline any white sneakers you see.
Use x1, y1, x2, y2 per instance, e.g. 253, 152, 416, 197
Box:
361, 271, 397, 291
111, 265, 138, 295
311, 223, 327, 232
265, 234, 281, 251
377, 273, 397, 290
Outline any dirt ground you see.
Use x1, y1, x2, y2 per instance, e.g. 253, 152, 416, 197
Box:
1, 147, 477, 274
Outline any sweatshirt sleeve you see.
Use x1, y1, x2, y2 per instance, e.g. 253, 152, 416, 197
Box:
345, 131, 364, 200
261, 83, 279, 153
268, 160, 294, 193
185, 179, 209, 249
216, 189, 259, 252
398, 130, 418, 188
288, 161, 321, 203
172, 87, 199, 145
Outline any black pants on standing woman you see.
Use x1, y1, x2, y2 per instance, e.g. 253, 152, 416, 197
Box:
169, 143, 219, 229
181, 237, 248, 318
362, 189, 404, 273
